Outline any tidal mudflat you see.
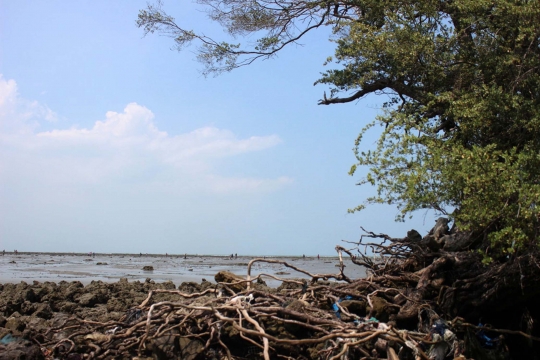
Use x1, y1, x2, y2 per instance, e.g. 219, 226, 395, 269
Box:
0, 253, 366, 287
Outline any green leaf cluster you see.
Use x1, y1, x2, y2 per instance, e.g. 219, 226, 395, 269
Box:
328, 0, 540, 253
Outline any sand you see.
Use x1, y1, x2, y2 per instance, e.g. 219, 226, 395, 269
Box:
0, 252, 366, 287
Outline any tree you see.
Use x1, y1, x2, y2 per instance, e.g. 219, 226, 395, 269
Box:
137, 0, 540, 258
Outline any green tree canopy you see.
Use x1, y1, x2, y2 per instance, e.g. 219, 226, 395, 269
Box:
138, 0, 540, 256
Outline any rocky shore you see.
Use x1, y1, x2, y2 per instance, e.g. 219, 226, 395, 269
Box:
0, 251, 532, 359
0, 277, 204, 359
0, 272, 346, 360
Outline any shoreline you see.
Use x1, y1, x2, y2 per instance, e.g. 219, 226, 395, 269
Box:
1, 251, 340, 258
0, 253, 366, 288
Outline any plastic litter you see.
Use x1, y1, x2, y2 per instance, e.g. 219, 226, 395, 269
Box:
229, 293, 254, 305
0, 333, 16, 345
332, 303, 341, 319
476, 323, 499, 348
105, 326, 121, 335
431, 319, 447, 337
427, 320, 456, 360
125, 308, 143, 324
332, 297, 359, 320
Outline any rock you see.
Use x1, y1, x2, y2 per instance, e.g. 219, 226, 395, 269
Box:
0, 338, 43, 360
59, 301, 78, 313
25, 316, 48, 333
199, 279, 214, 290
5, 316, 26, 332
7, 311, 21, 318
285, 299, 308, 312
20, 301, 36, 315
49, 312, 71, 328
368, 296, 397, 323
32, 303, 52, 319
149, 334, 179, 359
3, 300, 22, 317
142, 266, 154, 271
277, 279, 304, 292
340, 300, 367, 316
78, 293, 98, 307
83, 281, 110, 304
158, 281, 176, 290
106, 297, 126, 312
178, 282, 202, 293
178, 337, 204, 360
214, 271, 247, 292
22, 289, 36, 302
64, 282, 84, 300
32, 287, 49, 302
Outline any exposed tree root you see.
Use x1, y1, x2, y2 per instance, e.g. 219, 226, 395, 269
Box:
3, 222, 540, 359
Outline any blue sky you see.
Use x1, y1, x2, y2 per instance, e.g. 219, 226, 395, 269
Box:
0, 1, 437, 255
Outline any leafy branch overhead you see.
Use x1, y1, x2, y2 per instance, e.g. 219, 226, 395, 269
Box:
137, 0, 332, 75
138, 0, 540, 255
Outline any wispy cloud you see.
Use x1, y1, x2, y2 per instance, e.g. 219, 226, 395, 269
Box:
0, 75, 291, 194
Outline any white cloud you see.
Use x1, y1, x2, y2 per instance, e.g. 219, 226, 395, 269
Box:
0, 75, 57, 137
0, 75, 291, 194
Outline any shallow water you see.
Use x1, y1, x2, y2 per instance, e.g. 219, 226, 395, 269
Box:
0, 253, 366, 287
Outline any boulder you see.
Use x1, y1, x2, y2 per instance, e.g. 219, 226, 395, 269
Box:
33, 303, 52, 319
20, 301, 36, 315
0, 338, 43, 360
5, 315, 27, 332
368, 296, 398, 323
64, 282, 84, 301
178, 282, 202, 294
178, 337, 204, 360
149, 334, 180, 359
340, 300, 367, 317
78, 293, 98, 307
214, 271, 246, 292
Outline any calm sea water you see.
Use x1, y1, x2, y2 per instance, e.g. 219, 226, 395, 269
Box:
0, 253, 367, 287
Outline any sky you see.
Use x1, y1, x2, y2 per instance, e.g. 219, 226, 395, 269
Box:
0, 1, 438, 255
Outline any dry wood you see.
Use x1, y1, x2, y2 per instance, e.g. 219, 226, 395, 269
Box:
25, 226, 540, 359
